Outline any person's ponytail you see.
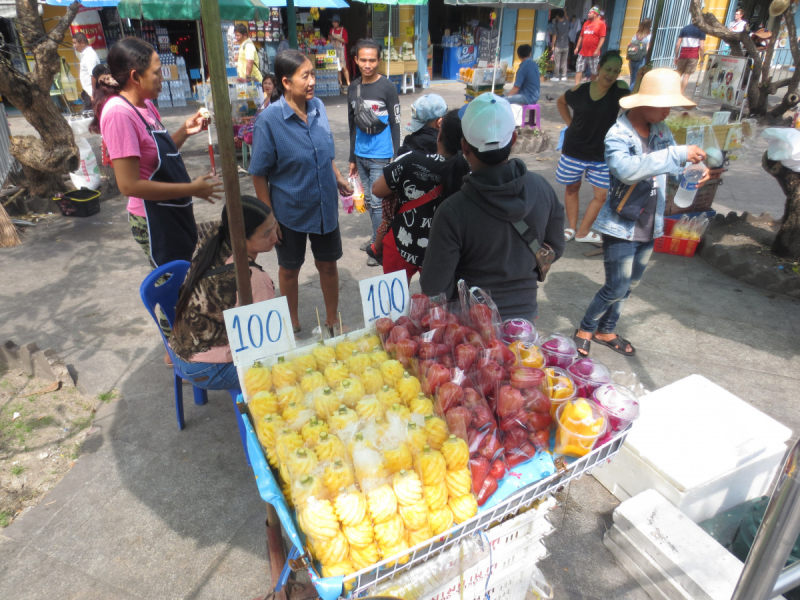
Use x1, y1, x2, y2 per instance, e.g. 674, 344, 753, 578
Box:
90, 74, 122, 134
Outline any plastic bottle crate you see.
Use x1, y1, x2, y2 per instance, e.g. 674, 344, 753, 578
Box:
655, 217, 699, 257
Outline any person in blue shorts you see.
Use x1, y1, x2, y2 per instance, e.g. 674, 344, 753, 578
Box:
555, 50, 631, 244
505, 44, 540, 105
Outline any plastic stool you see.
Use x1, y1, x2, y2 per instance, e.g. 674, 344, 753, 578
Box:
522, 104, 541, 130
401, 72, 415, 94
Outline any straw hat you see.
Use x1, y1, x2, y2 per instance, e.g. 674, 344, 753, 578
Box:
619, 68, 696, 109
769, 0, 790, 17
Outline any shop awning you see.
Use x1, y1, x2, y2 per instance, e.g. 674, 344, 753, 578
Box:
443, 0, 564, 8
118, 0, 273, 20
44, 0, 120, 6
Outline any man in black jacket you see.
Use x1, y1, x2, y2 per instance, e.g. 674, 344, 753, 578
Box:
398, 93, 448, 156
420, 94, 565, 320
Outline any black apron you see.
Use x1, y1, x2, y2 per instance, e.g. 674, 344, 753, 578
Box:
122, 97, 197, 267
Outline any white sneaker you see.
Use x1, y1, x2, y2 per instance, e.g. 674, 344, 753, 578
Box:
561, 77, 568, 81
550, 77, 560, 81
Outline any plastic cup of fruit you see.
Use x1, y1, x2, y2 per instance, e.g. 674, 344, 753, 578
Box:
539, 333, 579, 368
498, 318, 538, 345
543, 366, 577, 417
554, 398, 607, 458
567, 358, 612, 398
340, 194, 354, 214
592, 383, 639, 432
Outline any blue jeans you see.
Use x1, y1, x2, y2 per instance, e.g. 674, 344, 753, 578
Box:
579, 236, 654, 334
171, 353, 240, 391
506, 93, 532, 105
356, 156, 391, 242
629, 59, 644, 87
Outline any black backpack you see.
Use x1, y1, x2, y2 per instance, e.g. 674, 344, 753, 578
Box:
626, 37, 646, 61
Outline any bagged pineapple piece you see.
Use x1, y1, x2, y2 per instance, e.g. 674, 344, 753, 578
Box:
334, 486, 368, 526
314, 430, 348, 461
323, 458, 356, 494
444, 468, 472, 498
276, 385, 303, 411
447, 493, 478, 524
271, 356, 297, 389
328, 404, 359, 432
356, 332, 382, 353
369, 346, 390, 366
407, 525, 433, 547
383, 441, 413, 474
249, 391, 279, 425
388, 403, 411, 421
409, 393, 434, 416
313, 529, 351, 566
366, 482, 398, 524
373, 512, 405, 547
396, 371, 422, 404
324, 361, 349, 387
286, 446, 319, 479
376, 384, 402, 409
424, 414, 449, 450
416, 445, 446, 486
244, 361, 272, 397
256, 413, 285, 451
313, 386, 340, 419
350, 541, 380, 570
352, 441, 389, 487
356, 395, 385, 420
301, 417, 330, 445
428, 505, 454, 535
300, 368, 327, 394
300, 496, 341, 541
359, 366, 385, 395
284, 405, 315, 432
336, 338, 359, 362
406, 422, 428, 455
380, 359, 405, 386
291, 473, 325, 506
346, 350, 372, 376
321, 557, 356, 580
291, 353, 317, 377
276, 428, 304, 469
343, 517, 376, 550
336, 378, 366, 408
441, 435, 469, 471
312, 340, 337, 371
423, 480, 448, 511
392, 469, 424, 507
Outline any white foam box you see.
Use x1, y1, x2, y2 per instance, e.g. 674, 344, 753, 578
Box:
592, 374, 791, 522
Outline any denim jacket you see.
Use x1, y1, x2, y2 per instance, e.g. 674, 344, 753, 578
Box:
593, 113, 688, 241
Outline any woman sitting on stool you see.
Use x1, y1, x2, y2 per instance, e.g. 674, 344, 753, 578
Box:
169, 196, 279, 390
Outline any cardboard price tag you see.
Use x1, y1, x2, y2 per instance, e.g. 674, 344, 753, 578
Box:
327, 49, 336, 57
223, 297, 295, 367
359, 271, 409, 325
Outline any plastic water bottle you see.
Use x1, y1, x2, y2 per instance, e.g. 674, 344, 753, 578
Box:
422, 72, 430, 89
673, 163, 705, 208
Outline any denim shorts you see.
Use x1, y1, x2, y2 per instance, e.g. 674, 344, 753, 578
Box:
171, 353, 240, 391
275, 223, 343, 270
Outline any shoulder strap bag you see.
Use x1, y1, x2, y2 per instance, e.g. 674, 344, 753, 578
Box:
353, 83, 388, 135
512, 214, 556, 283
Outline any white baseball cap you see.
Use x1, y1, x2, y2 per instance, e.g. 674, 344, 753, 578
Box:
458, 93, 516, 152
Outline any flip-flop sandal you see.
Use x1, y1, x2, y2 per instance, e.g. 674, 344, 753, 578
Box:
572, 329, 591, 357
292, 325, 302, 335
575, 231, 602, 243
564, 228, 576, 242
592, 334, 636, 356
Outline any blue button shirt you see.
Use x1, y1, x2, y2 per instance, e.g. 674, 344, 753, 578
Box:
514, 57, 541, 105
249, 96, 339, 235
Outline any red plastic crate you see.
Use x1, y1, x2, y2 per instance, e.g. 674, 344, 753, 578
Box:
654, 235, 699, 257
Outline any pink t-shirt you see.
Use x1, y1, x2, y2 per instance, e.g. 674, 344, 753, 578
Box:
100, 96, 162, 217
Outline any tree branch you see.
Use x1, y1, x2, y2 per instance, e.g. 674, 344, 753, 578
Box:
49, 1, 82, 44
770, 8, 800, 116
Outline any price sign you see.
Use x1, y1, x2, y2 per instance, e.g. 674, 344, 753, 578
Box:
327, 49, 336, 57
170, 44, 178, 54
406, 26, 414, 36
359, 271, 409, 325
223, 297, 295, 367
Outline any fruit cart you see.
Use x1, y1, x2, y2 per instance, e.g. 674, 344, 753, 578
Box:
233, 325, 633, 600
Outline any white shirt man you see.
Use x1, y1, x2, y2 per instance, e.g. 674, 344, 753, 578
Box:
72, 33, 100, 100
729, 9, 747, 33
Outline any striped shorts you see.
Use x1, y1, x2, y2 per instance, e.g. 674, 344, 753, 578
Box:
555, 155, 610, 189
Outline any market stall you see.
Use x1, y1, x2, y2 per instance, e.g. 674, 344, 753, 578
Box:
221, 272, 638, 599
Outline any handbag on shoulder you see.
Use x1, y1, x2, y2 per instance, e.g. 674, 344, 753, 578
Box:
608, 178, 656, 221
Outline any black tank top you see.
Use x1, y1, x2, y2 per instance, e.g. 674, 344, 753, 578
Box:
562, 82, 631, 162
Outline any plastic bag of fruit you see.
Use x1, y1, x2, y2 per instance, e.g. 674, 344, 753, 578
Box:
409, 293, 447, 329
457, 280, 502, 342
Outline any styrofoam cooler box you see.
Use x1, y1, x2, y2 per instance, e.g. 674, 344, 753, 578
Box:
592, 375, 791, 522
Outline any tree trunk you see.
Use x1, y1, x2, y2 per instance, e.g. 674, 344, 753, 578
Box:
763, 152, 800, 260
0, 0, 81, 200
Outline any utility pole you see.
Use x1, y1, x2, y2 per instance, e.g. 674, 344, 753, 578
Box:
199, 0, 253, 306
287, 0, 298, 49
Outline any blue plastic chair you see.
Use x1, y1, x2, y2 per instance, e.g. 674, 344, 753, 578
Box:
139, 260, 250, 465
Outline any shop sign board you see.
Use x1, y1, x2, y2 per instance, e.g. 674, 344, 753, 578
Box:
359, 271, 410, 325
458, 45, 477, 65
223, 296, 295, 366
700, 54, 748, 105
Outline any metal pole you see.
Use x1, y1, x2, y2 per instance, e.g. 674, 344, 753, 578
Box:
491, 4, 503, 94
731, 438, 800, 600
197, 20, 217, 176
199, 0, 253, 306
286, 0, 298, 50
773, 560, 800, 597
645, 0, 666, 66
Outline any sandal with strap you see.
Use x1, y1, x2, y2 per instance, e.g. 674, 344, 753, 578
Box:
572, 329, 591, 357
592, 333, 636, 356
564, 228, 576, 242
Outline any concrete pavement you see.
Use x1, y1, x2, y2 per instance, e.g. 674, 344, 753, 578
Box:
0, 80, 797, 599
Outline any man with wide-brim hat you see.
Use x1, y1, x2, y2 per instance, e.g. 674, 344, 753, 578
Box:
572, 68, 709, 358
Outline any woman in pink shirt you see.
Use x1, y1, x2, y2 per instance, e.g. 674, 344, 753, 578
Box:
169, 196, 278, 390
92, 37, 221, 272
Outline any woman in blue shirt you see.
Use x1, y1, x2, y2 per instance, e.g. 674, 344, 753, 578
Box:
250, 50, 352, 337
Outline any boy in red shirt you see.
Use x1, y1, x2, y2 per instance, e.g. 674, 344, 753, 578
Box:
574, 6, 607, 85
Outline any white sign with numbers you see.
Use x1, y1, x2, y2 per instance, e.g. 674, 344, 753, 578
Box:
359, 271, 409, 326
223, 296, 295, 367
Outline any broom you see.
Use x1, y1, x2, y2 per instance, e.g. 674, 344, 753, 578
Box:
0, 200, 20, 247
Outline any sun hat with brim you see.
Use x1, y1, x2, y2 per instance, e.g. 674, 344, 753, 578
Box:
769, 0, 789, 17
619, 68, 696, 109
753, 29, 772, 39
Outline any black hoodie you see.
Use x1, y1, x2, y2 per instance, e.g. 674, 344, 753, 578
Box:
420, 158, 565, 319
